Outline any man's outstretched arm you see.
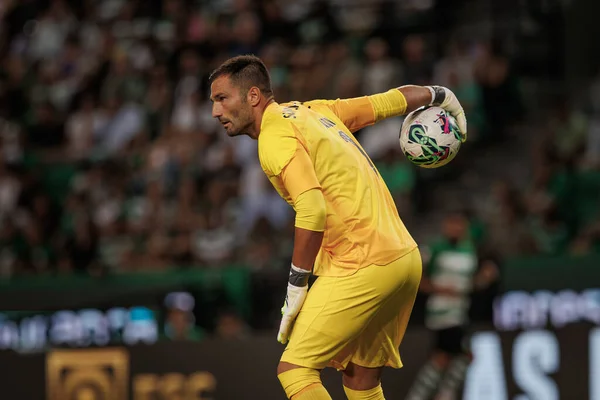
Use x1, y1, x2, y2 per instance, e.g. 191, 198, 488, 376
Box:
311, 85, 467, 141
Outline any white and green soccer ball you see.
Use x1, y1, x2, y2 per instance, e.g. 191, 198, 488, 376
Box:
399, 106, 463, 168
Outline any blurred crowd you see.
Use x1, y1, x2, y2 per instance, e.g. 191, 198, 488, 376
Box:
0, 0, 598, 280
477, 85, 600, 259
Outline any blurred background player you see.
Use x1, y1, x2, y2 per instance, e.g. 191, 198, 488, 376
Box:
405, 211, 498, 400
209, 55, 467, 400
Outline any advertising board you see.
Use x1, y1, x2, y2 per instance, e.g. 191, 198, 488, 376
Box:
0, 325, 598, 399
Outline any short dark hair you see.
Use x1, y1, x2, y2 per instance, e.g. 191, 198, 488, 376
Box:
209, 55, 273, 98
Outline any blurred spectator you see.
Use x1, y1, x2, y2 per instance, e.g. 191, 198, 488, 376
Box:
144, 65, 173, 140
164, 306, 204, 341
215, 309, 251, 340
242, 216, 279, 270
548, 98, 588, 164
192, 177, 239, 266
171, 48, 203, 133
0, 218, 19, 278
27, 0, 76, 62
0, 162, 21, 220
95, 94, 145, 156
163, 291, 205, 341
61, 211, 99, 274
401, 34, 433, 86
1, 54, 29, 123
362, 37, 402, 95
482, 180, 536, 257
525, 204, 569, 255
26, 102, 65, 150
571, 217, 600, 255
65, 94, 107, 160
586, 72, 600, 168
474, 38, 523, 142
327, 40, 363, 99
375, 147, 416, 217
294, 0, 341, 45
230, 11, 263, 56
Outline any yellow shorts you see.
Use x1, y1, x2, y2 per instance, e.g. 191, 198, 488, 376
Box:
280, 248, 422, 370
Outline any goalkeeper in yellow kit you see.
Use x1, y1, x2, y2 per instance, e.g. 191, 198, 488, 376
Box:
209, 55, 467, 400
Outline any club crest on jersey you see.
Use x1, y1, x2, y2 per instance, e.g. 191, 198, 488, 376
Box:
282, 103, 299, 119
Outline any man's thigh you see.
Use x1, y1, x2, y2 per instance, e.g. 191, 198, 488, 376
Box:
281, 248, 422, 370
351, 250, 422, 369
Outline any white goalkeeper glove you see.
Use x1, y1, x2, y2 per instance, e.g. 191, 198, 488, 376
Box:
277, 264, 310, 345
427, 86, 468, 142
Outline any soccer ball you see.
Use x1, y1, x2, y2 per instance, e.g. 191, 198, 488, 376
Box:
399, 106, 462, 168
